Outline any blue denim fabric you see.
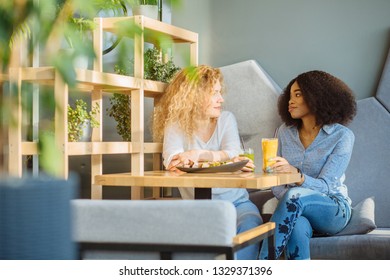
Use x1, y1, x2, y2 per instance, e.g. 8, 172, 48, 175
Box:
259, 187, 351, 260
234, 199, 263, 260
260, 123, 354, 259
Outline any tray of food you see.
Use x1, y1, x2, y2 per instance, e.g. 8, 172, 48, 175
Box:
176, 160, 249, 173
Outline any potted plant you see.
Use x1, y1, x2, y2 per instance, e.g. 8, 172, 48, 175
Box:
63, 16, 96, 69
131, 0, 159, 20
107, 93, 132, 141
58, 0, 128, 69
107, 47, 180, 141
67, 99, 100, 142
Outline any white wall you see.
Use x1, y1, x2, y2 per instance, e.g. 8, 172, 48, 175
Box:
171, 0, 212, 66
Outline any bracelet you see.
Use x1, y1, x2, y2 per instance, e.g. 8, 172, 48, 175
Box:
296, 168, 303, 178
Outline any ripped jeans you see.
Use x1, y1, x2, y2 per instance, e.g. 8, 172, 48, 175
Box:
259, 187, 351, 260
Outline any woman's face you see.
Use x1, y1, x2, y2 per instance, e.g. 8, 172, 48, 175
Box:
204, 80, 224, 119
288, 81, 311, 119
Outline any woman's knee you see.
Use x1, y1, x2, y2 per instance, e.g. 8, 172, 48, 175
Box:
237, 212, 263, 233
235, 200, 263, 233
284, 187, 306, 199
279, 187, 316, 211
238, 211, 262, 225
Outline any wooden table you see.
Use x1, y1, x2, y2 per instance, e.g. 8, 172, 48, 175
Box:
95, 171, 301, 199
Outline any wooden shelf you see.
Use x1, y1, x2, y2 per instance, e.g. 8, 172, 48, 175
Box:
8, 16, 198, 200
9, 67, 167, 97
0, 73, 9, 82
100, 16, 198, 44
21, 142, 162, 156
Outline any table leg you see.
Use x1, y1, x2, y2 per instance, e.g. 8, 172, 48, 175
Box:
194, 188, 211, 199
267, 234, 275, 260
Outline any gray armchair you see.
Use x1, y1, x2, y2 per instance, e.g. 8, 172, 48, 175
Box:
72, 199, 275, 260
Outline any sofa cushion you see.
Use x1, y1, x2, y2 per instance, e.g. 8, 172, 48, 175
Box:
336, 197, 376, 236
311, 228, 390, 260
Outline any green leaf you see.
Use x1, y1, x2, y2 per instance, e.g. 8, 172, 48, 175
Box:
38, 132, 64, 177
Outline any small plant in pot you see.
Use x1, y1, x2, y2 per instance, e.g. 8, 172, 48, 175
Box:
68, 99, 100, 142
131, 0, 159, 20
53, 5, 97, 74
57, 0, 128, 71
107, 47, 180, 141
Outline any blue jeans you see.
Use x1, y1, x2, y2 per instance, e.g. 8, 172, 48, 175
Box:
259, 187, 351, 260
234, 199, 263, 260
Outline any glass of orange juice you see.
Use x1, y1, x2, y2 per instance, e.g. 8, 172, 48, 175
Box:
262, 138, 278, 173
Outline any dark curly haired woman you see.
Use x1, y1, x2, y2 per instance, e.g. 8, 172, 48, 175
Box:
259, 70, 357, 260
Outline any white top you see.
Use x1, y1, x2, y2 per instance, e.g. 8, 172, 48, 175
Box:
163, 111, 249, 203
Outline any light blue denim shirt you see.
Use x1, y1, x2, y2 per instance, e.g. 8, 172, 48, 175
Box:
272, 123, 354, 205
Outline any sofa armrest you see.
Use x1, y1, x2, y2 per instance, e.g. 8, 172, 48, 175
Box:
233, 222, 276, 259
79, 222, 276, 260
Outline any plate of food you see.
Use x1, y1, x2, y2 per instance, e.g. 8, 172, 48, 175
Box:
177, 160, 249, 173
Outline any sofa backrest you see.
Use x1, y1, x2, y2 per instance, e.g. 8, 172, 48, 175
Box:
220, 60, 282, 169
220, 60, 390, 229
345, 97, 390, 228
376, 46, 390, 111
0, 175, 78, 259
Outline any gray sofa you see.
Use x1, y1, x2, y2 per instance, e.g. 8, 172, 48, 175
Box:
309, 96, 390, 259
221, 58, 390, 259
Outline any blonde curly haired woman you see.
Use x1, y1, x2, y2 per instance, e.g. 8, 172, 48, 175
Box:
153, 65, 263, 260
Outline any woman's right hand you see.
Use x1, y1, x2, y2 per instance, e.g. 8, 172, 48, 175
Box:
270, 156, 304, 185
167, 150, 201, 170
270, 156, 296, 172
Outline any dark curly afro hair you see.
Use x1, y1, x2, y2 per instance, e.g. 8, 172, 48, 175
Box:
278, 70, 357, 127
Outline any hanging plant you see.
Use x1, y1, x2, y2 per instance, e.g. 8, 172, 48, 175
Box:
133, 0, 158, 5
107, 92, 132, 141
68, 99, 100, 142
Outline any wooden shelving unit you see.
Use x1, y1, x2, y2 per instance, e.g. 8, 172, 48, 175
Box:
6, 16, 198, 199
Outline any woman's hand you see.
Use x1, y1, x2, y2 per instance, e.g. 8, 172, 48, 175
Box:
167, 150, 230, 170
232, 156, 256, 172
167, 150, 202, 170
271, 156, 304, 185
270, 156, 297, 173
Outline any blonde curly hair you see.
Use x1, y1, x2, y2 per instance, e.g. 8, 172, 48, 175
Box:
153, 65, 224, 141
